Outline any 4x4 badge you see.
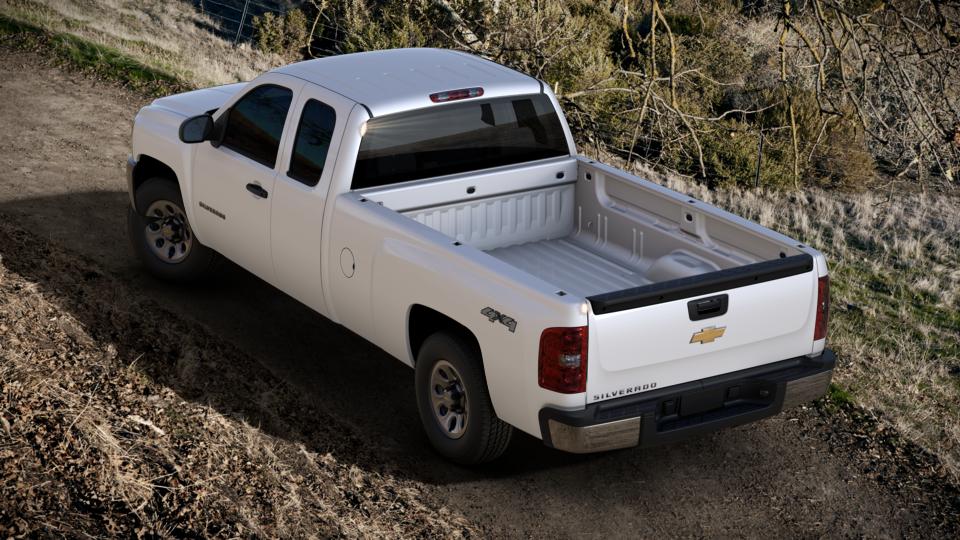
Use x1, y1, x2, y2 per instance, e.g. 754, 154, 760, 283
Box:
481, 307, 517, 333
691, 326, 725, 344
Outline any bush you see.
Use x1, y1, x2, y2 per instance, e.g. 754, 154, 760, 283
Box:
753, 86, 876, 190
336, 0, 428, 53
252, 9, 308, 61
699, 126, 795, 189
487, 0, 618, 96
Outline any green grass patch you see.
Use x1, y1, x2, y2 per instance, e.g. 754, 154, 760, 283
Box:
0, 15, 187, 97
827, 383, 854, 407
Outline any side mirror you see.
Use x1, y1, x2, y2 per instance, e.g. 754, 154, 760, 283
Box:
178, 114, 214, 143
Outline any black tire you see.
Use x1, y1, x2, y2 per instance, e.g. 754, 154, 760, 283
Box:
415, 332, 513, 465
127, 177, 220, 283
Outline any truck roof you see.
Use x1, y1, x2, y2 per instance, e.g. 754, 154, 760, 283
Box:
273, 48, 542, 118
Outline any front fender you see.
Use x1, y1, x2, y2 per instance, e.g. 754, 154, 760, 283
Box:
130, 106, 203, 242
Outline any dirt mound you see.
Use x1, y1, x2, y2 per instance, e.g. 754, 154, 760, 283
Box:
0, 221, 474, 538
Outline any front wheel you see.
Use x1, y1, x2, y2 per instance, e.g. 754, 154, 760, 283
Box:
415, 333, 513, 464
127, 177, 219, 283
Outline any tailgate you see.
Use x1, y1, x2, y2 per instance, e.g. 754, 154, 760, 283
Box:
585, 254, 819, 404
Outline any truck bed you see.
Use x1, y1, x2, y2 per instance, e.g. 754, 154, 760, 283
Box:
364, 156, 805, 301
486, 238, 650, 298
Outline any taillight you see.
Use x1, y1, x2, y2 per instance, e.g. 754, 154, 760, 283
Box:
538, 326, 588, 393
429, 87, 484, 103
814, 275, 830, 341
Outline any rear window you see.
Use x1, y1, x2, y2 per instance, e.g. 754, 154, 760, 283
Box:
351, 94, 569, 190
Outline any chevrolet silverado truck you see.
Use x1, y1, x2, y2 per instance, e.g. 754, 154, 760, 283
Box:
126, 48, 834, 464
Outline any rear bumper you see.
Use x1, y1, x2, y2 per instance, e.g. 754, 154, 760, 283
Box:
539, 349, 835, 454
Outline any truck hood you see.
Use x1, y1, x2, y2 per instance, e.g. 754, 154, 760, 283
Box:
150, 82, 247, 117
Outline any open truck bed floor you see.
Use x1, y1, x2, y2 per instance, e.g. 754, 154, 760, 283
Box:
486, 237, 651, 298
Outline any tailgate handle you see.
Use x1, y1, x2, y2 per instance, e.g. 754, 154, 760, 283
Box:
688, 294, 728, 321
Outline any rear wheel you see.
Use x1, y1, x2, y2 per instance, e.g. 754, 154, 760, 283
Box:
415, 332, 513, 464
127, 177, 219, 282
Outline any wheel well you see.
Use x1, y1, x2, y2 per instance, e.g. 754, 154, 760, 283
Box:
408, 305, 481, 364
132, 155, 178, 200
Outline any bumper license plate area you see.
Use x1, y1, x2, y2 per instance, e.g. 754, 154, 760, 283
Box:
660, 380, 778, 430
680, 387, 725, 416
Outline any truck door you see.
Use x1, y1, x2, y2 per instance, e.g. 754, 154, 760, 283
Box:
270, 84, 355, 315
191, 75, 304, 283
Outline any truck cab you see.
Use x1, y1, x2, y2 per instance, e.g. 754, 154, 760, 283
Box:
127, 48, 833, 464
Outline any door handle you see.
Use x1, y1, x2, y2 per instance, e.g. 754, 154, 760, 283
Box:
246, 183, 268, 199
687, 294, 729, 321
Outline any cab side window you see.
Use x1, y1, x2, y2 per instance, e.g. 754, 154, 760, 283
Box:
288, 99, 337, 187
221, 85, 293, 168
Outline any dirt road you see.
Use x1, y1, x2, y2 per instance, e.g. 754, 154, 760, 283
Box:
1, 46, 957, 537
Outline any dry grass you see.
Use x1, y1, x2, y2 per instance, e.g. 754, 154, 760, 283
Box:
0, 0, 281, 86
0, 225, 475, 538
623, 158, 960, 479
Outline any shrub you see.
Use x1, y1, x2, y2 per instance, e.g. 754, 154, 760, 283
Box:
487, 0, 618, 95
335, 0, 429, 53
753, 86, 876, 190
252, 9, 309, 61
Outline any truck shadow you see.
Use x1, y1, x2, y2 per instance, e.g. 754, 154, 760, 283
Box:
0, 191, 874, 536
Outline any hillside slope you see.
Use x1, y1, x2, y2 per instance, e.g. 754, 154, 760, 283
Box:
0, 41, 958, 536
0, 0, 279, 86
0, 225, 475, 537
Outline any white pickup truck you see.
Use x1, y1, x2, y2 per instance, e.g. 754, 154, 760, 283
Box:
126, 48, 834, 464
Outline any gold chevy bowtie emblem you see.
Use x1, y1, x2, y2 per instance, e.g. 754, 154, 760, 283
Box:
690, 326, 726, 344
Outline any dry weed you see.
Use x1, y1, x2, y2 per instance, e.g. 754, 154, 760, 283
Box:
0, 0, 283, 86
0, 231, 475, 538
